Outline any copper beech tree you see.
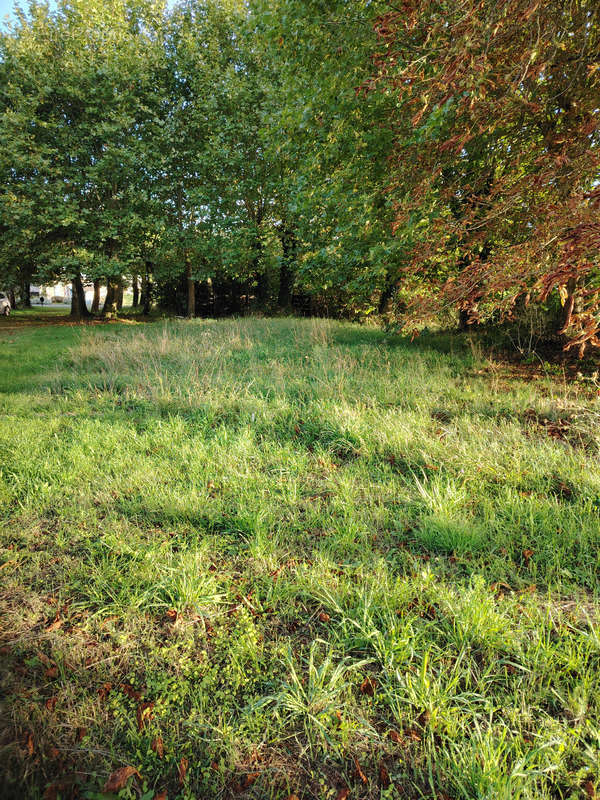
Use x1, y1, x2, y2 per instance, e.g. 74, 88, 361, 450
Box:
365, 0, 600, 354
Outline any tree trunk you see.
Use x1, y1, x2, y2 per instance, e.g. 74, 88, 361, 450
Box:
458, 308, 471, 331
103, 280, 117, 315
8, 288, 16, 309
70, 274, 91, 320
91, 280, 101, 313
378, 277, 398, 315
560, 276, 578, 335
21, 281, 31, 308
186, 258, 195, 318
278, 226, 296, 308
132, 275, 139, 308
116, 282, 124, 311
142, 262, 152, 315
255, 271, 268, 305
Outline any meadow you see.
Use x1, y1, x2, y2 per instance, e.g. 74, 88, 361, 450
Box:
1, 316, 600, 800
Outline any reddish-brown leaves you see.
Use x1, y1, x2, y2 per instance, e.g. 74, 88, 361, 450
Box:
231, 771, 261, 793
151, 737, 165, 759
153, 792, 167, 800
178, 757, 189, 785
240, 772, 260, 790
136, 701, 155, 731
353, 756, 367, 784
584, 780, 596, 798
45, 696, 57, 711
379, 762, 391, 788
24, 731, 34, 756
103, 766, 139, 793
98, 682, 112, 701
46, 613, 63, 633
336, 789, 349, 800
365, 1, 600, 355
318, 612, 331, 623
120, 683, 141, 701
360, 676, 377, 697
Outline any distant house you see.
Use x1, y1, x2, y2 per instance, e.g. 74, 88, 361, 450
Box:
31, 283, 70, 303
31, 283, 107, 306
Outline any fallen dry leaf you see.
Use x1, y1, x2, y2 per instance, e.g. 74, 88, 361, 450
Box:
98, 682, 112, 701
44, 666, 58, 680
25, 732, 34, 756
103, 766, 139, 793
153, 792, 167, 800
137, 701, 155, 731
76, 727, 87, 742
178, 757, 188, 785
151, 736, 164, 759
388, 729, 402, 743
46, 615, 63, 633
239, 772, 260, 790
353, 756, 367, 784
318, 612, 331, 623
336, 789, 349, 800
522, 548, 534, 565
584, 780, 596, 799
120, 683, 142, 701
379, 763, 391, 788
360, 676, 377, 696
45, 696, 57, 711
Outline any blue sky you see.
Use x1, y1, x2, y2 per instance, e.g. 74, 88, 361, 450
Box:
1, 1, 172, 28
0, 1, 57, 27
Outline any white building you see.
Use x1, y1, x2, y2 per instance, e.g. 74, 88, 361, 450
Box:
31, 283, 107, 305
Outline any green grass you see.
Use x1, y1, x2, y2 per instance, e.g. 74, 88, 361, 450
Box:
1, 317, 599, 800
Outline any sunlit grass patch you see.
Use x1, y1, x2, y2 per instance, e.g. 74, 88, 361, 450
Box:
1, 318, 599, 799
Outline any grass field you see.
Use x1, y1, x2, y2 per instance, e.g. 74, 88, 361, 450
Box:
1, 316, 600, 800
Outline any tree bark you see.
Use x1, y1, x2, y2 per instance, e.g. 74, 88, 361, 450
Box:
70, 274, 91, 320
116, 282, 124, 311
91, 280, 101, 313
132, 275, 139, 308
20, 280, 31, 308
378, 277, 398, 315
103, 279, 117, 315
255, 271, 268, 305
278, 260, 293, 307
458, 308, 471, 331
142, 262, 152, 315
278, 226, 296, 308
8, 288, 16, 309
560, 276, 578, 334
186, 258, 195, 318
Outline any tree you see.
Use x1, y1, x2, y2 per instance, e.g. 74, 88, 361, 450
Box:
0, 0, 168, 317
367, 0, 600, 353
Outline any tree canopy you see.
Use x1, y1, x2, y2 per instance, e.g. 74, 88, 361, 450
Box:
0, 0, 598, 350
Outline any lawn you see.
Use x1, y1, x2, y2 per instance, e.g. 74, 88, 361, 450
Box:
1, 317, 600, 800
